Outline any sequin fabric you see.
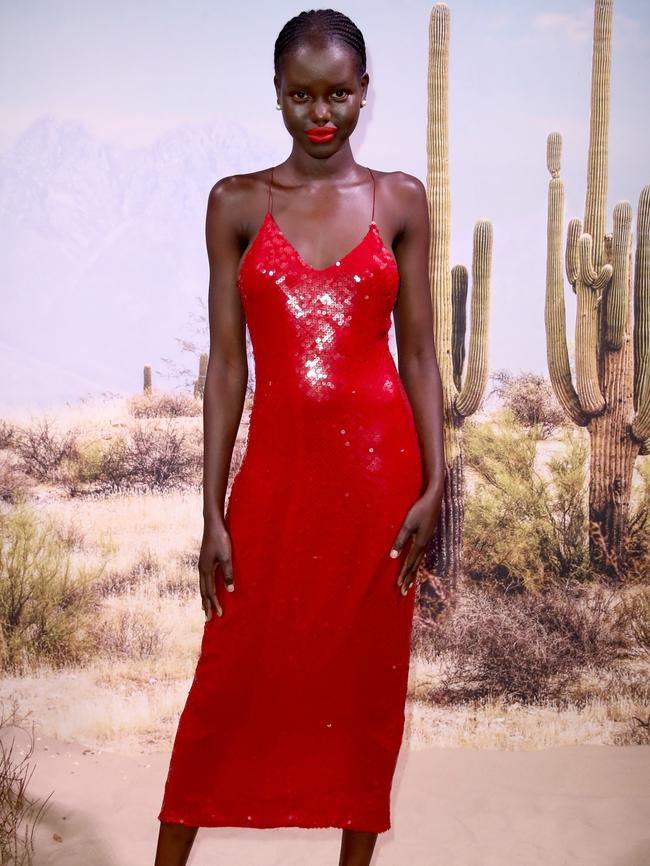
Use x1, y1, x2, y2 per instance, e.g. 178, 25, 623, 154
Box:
157, 167, 423, 833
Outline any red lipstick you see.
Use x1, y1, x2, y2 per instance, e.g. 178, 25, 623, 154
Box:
306, 126, 336, 144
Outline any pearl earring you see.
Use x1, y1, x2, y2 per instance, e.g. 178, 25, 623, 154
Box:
361, 98, 367, 107
276, 102, 282, 110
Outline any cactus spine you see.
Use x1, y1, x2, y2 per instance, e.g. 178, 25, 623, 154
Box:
423, 4, 493, 592
544, 0, 650, 576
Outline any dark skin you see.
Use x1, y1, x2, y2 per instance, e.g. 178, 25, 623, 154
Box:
155, 37, 445, 866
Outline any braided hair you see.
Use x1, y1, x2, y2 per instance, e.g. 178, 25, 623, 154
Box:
274, 9, 367, 79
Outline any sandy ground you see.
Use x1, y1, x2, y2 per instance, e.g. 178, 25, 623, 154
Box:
13, 731, 650, 866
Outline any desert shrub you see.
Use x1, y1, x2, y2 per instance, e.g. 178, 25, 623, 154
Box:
464, 415, 590, 590
12, 417, 78, 482
490, 370, 566, 439
93, 549, 160, 598
128, 391, 202, 418
98, 434, 132, 492
91, 607, 165, 659
58, 423, 201, 495
0, 420, 18, 450
422, 582, 622, 704
176, 549, 199, 570
63, 437, 106, 486
0, 505, 101, 674
0, 701, 50, 866
0, 457, 32, 505
157, 574, 197, 600
125, 421, 202, 492
613, 586, 650, 662
157, 550, 200, 599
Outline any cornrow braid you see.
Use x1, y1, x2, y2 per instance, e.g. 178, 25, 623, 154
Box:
274, 9, 367, 78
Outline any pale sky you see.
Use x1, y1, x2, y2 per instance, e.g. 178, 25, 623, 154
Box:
0, 0, 648, 408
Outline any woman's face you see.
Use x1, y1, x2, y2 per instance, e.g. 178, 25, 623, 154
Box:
274, 39, 369, 153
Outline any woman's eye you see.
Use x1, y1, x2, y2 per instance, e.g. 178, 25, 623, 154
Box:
292, 91, 308, 100
333, 90, 348, 100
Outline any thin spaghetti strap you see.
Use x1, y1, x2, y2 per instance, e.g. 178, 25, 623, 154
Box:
267, 166, 274, 216
368, 167, 376, 223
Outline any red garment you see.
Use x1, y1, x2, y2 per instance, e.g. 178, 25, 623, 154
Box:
157, 166, 422, 833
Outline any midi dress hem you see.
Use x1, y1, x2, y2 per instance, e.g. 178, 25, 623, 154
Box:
157, 809, 391, 833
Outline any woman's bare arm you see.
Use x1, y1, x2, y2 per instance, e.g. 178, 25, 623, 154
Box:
199, 176, 249, 618
389, 172, 446, 591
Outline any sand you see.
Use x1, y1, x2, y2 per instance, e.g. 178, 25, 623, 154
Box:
11, 731, 649, 866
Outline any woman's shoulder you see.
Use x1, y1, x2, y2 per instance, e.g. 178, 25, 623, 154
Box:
371, 168, 426, 197
206, 170, 276, 239
207, 168, 271, 212
370, 169, 428, 226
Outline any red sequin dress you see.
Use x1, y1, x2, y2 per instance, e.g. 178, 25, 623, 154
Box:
157, 166, 423, 833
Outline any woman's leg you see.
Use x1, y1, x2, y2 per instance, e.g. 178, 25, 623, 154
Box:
153, 821, 199, 866
338, 829, 379, 866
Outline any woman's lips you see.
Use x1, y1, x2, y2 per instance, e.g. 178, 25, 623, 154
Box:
306, 127, 336, 143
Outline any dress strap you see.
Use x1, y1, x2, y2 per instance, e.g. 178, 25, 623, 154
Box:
368, 167, 376, 223
267, 166, 274, 216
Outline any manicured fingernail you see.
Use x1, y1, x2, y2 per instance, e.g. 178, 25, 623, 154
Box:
390, 549, 399, 558
227, 584, 234, 592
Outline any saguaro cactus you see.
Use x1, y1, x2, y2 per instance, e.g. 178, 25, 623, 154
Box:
143, 365, 152, 395
194, 352, 209, 399
423, 3, 493, 593
544, 0, 649, 576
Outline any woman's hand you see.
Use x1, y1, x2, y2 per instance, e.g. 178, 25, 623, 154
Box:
198, 519, 235, 620
390, 485, 444, 596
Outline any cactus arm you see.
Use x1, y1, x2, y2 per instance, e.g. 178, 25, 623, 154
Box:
605, 202, 632, 350
632, 185, 650, 443
455, 220, 492, 418
545, 134, 590, 426
574, 233, 607, 413
451, 264, 467, 393
566, 218, 582, 291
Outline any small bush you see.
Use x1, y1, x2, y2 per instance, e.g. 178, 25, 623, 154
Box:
491, 370, 566, 439
91, 608, 165, 659
94, 549, 160, 598
128, 391, 202, 418
0, 419, 18, 450
464, 416, 590, 590
157, 574, 197, 600
0, 456, 32, 504
613, 586, 650, 662
0, 505, 101, 674
422, 583, 622, 704
12, 417, 78, 482
58, 423, 202, 495
125, 421, 202, 492
98, 434, 132, 492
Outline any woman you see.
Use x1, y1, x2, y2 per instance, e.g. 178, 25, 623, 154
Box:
154, 9, 445, 866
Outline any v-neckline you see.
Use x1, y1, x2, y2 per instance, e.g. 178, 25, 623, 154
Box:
266, 211, 376, 273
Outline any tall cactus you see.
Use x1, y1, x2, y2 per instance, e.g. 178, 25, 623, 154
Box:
194, 352, 209, 399
544, 0, 649, 576
143, 365, 152, 395
423, 3, 493, 593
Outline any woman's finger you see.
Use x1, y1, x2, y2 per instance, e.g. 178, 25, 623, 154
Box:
221, 554, 235, 593
397, 542, 423, 593
389, 520, 415, 561
200, 561, 223, 620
